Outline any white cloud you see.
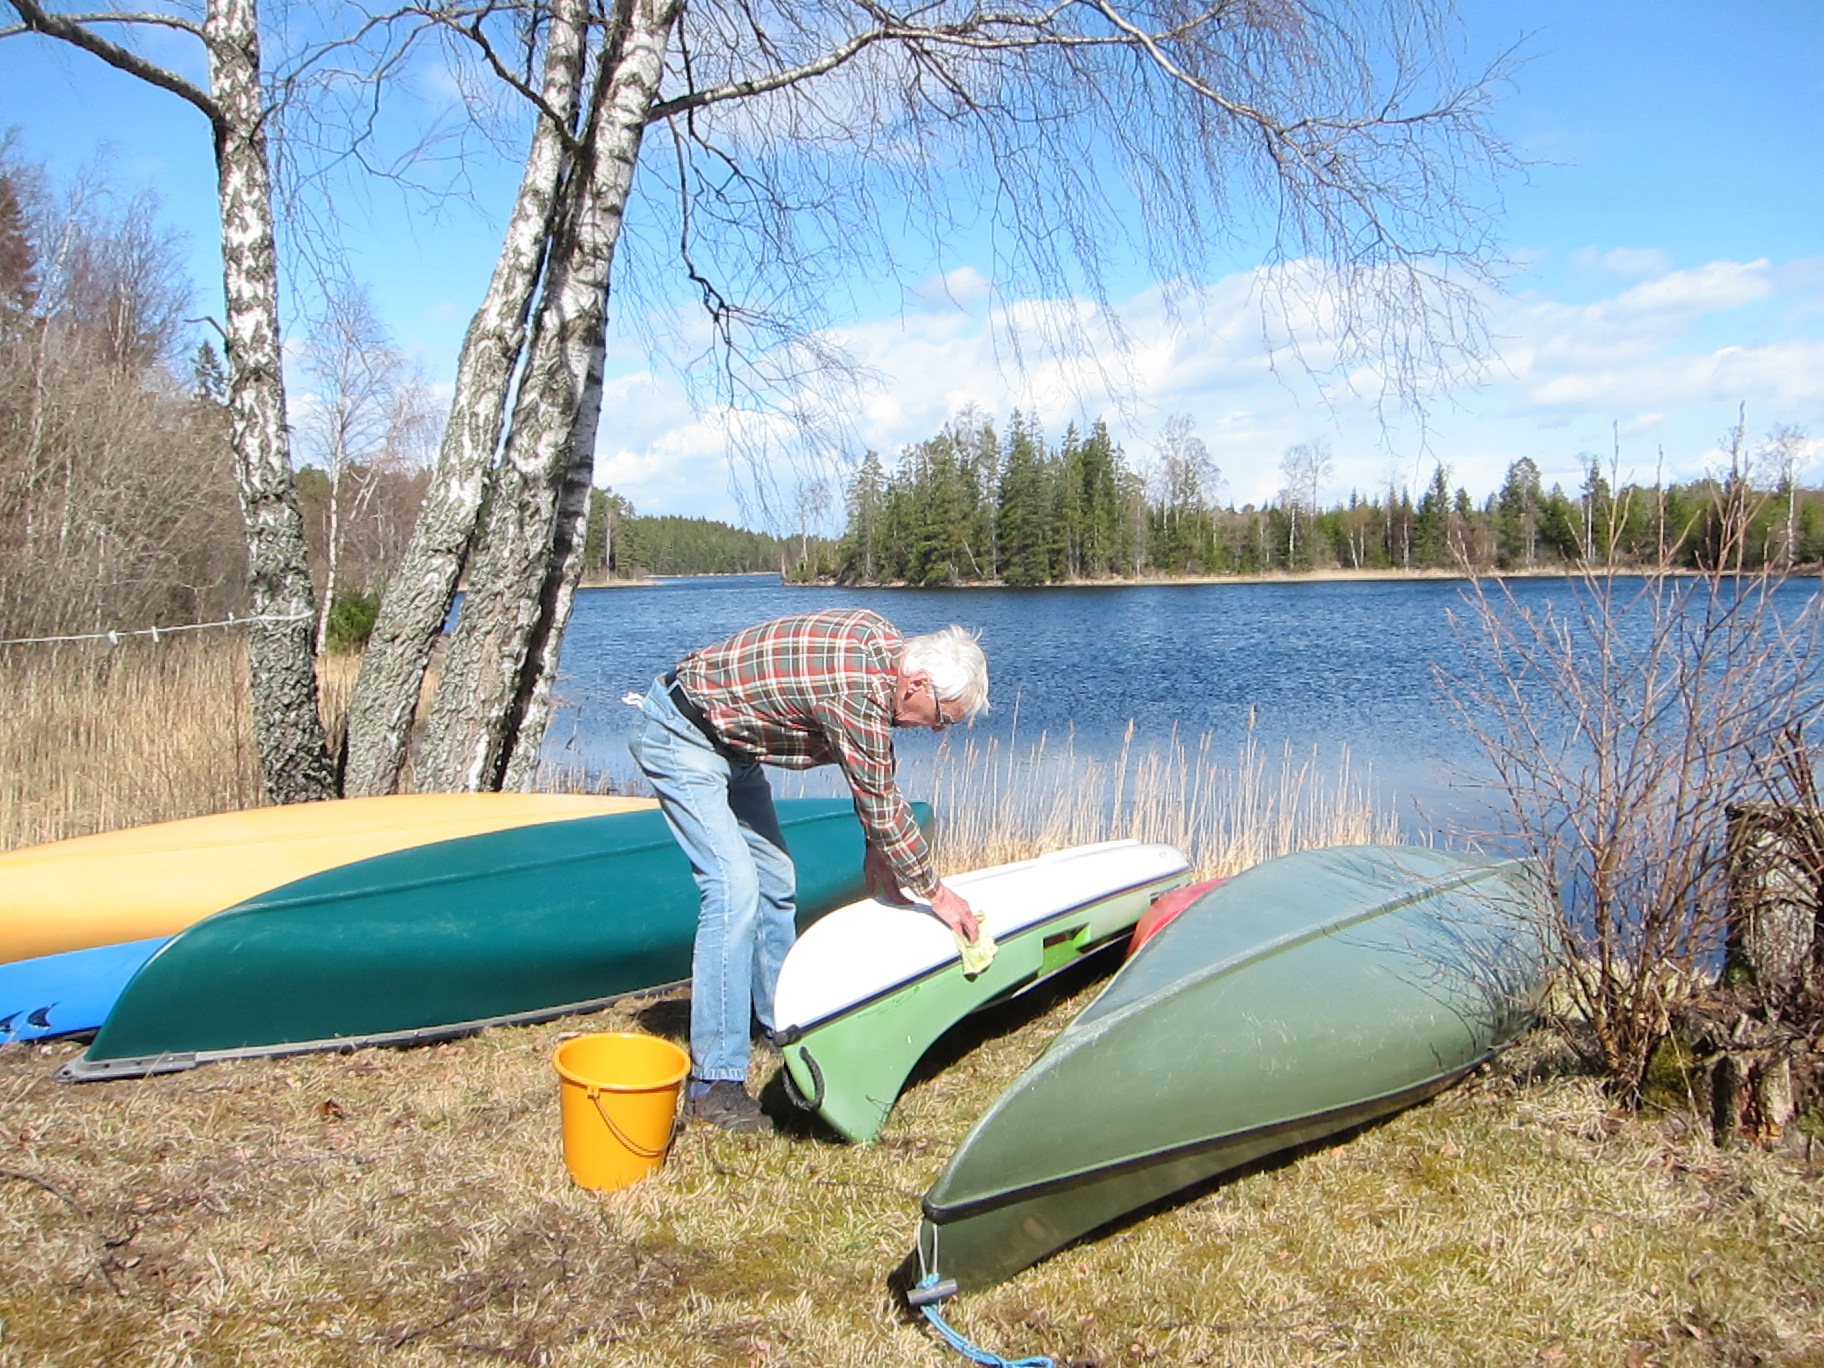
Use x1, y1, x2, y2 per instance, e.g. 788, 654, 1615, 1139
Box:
908, 266, 991, 310
1609, 260, 1771, 316
1569, 246, 1675, 276
590, 251, 1824, 520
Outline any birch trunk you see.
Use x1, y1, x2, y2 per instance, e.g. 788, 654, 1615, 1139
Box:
339, 0, 591, 796
315, 430, 344, 655
497, 333, 605, 791
208, 0, 336, 803
416, 0, 680, 792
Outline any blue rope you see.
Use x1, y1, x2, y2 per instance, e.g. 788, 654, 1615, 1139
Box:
916, 1276, 1055, 1368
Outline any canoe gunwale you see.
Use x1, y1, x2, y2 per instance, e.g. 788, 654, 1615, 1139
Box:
771, 870, 1189, 1044
920, 1055, 1487, 1226
56, 977, 692, 1082
195, 811, 845, 922
1086, 859, 1532, 1037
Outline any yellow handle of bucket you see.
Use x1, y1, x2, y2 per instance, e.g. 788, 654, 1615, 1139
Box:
588, 1086, 676, 1159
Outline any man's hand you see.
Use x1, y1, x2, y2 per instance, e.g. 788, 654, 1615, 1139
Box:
866, 845, 977, 940
928, 882, 979, 944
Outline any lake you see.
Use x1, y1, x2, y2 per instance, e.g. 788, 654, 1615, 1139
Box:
543, 574, 1516, 834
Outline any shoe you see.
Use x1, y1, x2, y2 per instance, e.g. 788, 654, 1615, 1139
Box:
688, 1080, 773, 1134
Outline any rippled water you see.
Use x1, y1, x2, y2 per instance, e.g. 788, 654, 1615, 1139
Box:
542, 574, 1514, 832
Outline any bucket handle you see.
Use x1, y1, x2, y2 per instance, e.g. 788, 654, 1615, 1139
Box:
586, 1086, 677, 1160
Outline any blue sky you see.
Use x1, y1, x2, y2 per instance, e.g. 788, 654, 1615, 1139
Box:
3, 0, 1821, 529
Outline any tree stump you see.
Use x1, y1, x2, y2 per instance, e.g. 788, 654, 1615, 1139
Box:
1705, 803, 1823, 1145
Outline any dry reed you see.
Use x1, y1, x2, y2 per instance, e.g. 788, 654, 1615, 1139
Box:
916, 720, 1399, 878
0, 639, 265, 851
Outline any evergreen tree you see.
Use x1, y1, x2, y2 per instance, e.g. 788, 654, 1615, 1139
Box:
1536, 484, 1582, 561
956, 411, 1000, 580
1494, 457, 1542, 569
997, 413, 1054, 585
838, 449, 888, 582
1056, 423, 1088, 578
897, 429, 976, 584
191, 339, 230, 407
1075, 420, 1124, 577
1413, 464, 1452, 567
583, 488, 636, 576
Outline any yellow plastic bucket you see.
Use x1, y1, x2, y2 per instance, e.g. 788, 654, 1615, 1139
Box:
552, 1032, 690, 1191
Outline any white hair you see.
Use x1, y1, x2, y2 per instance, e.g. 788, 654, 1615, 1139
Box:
900, 624, 989, 718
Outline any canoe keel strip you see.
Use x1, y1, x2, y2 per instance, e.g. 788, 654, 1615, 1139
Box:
0, 796, 913, 1079
58, 981, 690, 1081
915, 844, 1552, 1293
771, 840, 1192, 1143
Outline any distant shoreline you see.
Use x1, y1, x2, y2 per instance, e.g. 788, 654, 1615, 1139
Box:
578, 565, 1818, 590
791, 565, 1776, 589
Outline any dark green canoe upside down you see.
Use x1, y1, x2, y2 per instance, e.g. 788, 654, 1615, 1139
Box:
914, 844, 1552, 1296
52, 797, 914, 1080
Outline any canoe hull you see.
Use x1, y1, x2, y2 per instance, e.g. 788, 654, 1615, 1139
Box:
1, 793, 657, 963
45, 797, 915, 1080
916, 845, 1550, 1292
774, 841, 1191, 1142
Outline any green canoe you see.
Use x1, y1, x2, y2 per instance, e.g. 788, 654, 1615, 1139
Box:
914, 844, 1550, 1296
62, 797, 917, 1081
772, 840, 1192, 1143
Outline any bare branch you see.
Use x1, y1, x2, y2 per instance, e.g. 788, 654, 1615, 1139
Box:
437, 5, 582, 149
3, 0, 218, 127
39, 9, 204, 35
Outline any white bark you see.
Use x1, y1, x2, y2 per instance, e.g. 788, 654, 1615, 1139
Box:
497, 333, 605, 792
416, 0, 681, 792
339, 0, 592, 796
206, 0, 336, 803
200, 0, 335, 800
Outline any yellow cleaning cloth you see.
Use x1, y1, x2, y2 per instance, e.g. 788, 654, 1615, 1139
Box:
958, 919, 997, 977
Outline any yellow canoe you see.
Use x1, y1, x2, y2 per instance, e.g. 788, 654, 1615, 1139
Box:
0, 793, 655, 965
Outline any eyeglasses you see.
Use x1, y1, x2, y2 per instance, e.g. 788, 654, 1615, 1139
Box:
932, 699, 963, 732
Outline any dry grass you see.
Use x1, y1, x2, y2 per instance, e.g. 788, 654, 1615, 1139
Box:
1, 641, 402, 852
3, 992, 1820, 1368
0, 640, 265, 850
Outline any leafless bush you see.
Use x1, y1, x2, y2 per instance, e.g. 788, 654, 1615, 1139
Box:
295, 279, 437, 651
0, 148, 245, 641
1442, 567, 1824, 1101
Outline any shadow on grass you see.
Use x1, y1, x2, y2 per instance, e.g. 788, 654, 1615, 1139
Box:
883, 1104, 1427, 1315
905, 943, 1127, 1090
762, 944, 1133, 1146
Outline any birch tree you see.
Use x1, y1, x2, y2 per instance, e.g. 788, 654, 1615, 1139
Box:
3, 0, 336, 803
339, 0, 594, 795
356, 0, 1517, 792
299, 281, 410, 654
1279, 439, 1333, 567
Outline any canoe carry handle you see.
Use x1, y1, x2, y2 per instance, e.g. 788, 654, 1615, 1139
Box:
782, 1048, 825, 1110
588, 1086, 674, 1159
906, 1277, 958, 1308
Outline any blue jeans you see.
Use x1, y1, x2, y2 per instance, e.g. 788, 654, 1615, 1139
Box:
628, 678, 797, 1083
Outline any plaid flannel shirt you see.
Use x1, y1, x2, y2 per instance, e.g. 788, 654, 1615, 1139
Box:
674, 609, 937, 899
